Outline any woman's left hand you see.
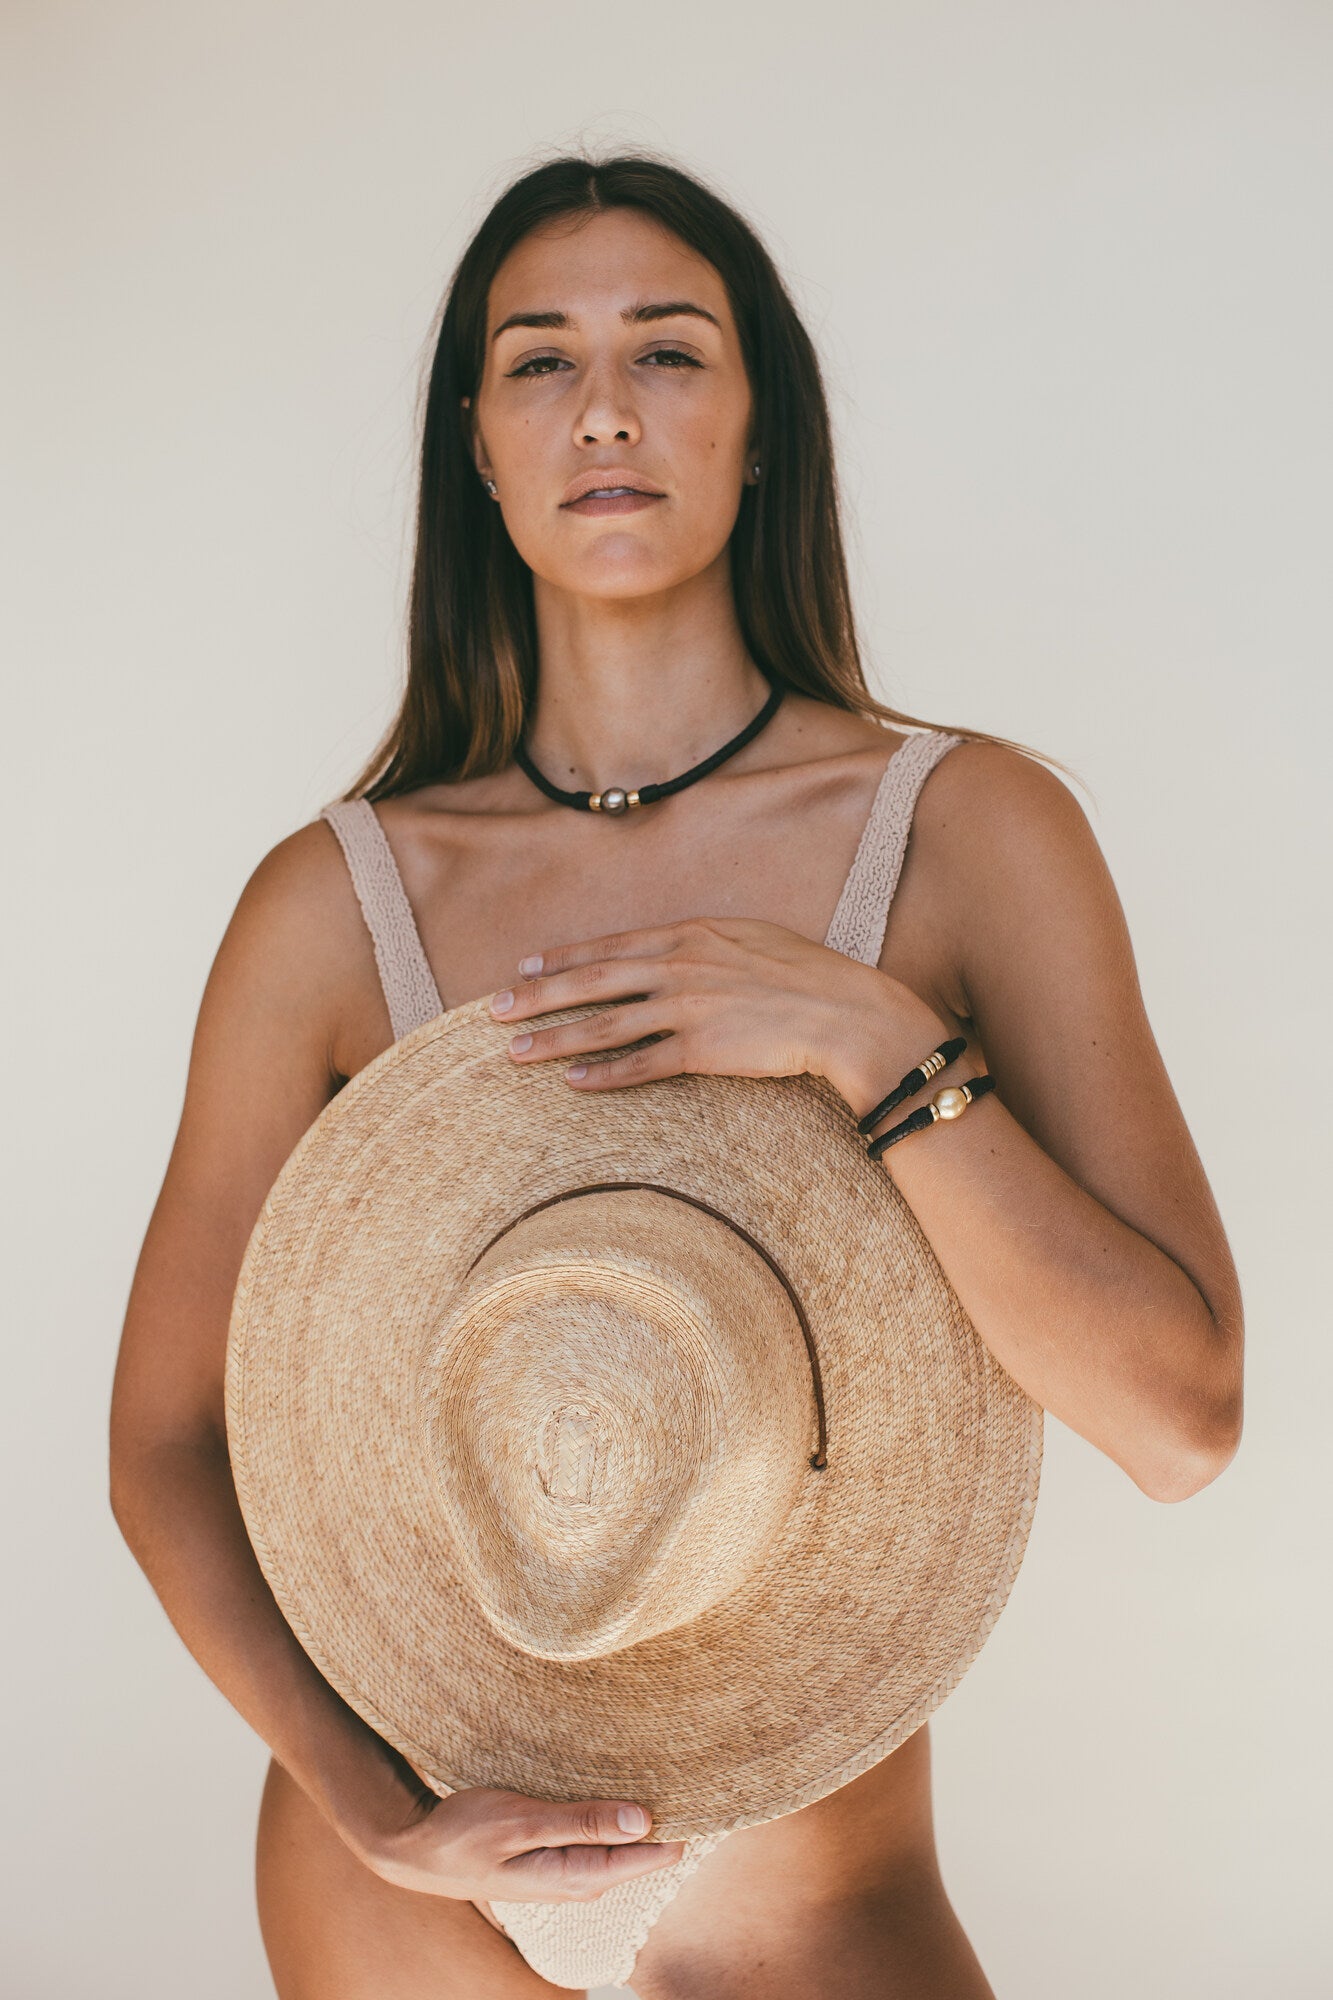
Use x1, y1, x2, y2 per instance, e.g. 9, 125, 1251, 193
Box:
487, 916, 951, 1121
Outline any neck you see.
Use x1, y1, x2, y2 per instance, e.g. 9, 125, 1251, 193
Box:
522, 573, 774, 794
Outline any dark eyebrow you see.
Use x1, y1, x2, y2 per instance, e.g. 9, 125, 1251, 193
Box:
490, 300, 722, 344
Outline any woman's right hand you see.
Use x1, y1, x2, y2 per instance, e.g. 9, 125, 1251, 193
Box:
350, 1782, 688, 1905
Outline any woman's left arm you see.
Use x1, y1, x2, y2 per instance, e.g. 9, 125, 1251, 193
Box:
840, 744, 1245, 1505
489, 747, 1244, 1504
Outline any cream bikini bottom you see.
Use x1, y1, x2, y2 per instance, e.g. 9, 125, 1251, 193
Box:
488, 1829, 733, 1990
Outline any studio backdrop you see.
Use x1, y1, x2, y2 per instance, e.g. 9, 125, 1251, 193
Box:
4, 4, 1329, 1996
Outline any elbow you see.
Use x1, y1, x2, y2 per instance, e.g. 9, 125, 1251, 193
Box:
1132, 1301, 1245, 1504
1136, 1394, 1243, 1505
108, 1448, 147, 1546
108, 1413, 156, 1540
108, 1421, 229, 1542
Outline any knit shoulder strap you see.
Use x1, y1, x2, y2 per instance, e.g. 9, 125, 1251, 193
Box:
822, 730, 966, 968
319, 798, 444, 1042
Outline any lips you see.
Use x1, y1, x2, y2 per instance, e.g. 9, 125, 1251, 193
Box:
561, 483, 666, 518
560, 469, 666, 505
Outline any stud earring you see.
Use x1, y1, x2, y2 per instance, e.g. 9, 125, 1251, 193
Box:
752, 462, 761, 477
484, 478, 498, 497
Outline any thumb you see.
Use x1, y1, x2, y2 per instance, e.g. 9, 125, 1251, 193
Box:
547, 1799, 656, 1846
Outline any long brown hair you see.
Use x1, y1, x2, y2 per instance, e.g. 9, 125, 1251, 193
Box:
341, 148, 1067, 802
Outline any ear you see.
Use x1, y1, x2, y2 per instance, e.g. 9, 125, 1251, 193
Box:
460, 396, 491, 484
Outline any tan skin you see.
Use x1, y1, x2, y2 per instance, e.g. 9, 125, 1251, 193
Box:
110, 207, 1244, 1998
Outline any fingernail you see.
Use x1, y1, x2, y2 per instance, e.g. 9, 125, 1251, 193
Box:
518, 954, 543, 976
566, 1064, 587, 1081
617, 1806, 649, 1835
509, 1033, 532, 1053
490, 990, 513, 1014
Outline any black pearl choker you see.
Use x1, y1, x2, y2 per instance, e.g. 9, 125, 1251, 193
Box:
514, 679, 784, 814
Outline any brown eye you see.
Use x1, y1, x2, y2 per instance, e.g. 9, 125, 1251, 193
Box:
509, 347, 702, 379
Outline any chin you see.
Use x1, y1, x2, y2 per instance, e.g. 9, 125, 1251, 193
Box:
543, 551, 696, 597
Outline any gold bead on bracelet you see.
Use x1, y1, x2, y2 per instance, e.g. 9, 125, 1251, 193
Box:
932, 1084, 974, 1121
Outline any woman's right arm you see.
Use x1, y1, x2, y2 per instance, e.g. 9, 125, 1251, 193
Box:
108, 820, 683, 1904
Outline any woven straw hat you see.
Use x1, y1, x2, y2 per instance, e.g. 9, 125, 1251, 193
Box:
226, 994, 1043, 1842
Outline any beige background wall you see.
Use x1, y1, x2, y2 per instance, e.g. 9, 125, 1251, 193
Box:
4, 3, 1329, 1995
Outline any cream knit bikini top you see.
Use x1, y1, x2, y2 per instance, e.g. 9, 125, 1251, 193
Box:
317, 726, 964, 1994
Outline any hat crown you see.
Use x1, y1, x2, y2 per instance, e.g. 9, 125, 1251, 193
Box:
422, 1188, 821, 1660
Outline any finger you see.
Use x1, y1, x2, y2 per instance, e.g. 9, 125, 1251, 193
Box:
496, 1797, 660, 1859
501, 1837, 688, 1901
564, 1036, 683, 1091
491, 954, 674, 1025
503, 1001, 670, 1066
516, 923, 699, 985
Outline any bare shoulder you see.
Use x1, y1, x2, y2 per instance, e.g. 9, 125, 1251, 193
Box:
231, 810, 360, 929
221, 815, 371, 1015
218, 809, 395, 1082
905, 737, 1117, 963
910, 732, 1129, 976
913, 736, 1094, 864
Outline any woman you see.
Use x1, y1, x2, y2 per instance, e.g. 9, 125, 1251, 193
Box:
109, 153, 1244, 1998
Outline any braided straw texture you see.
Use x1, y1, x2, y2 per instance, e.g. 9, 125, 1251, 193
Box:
226, 1016, 1042, 1980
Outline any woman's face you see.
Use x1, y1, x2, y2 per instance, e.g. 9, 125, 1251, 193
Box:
462, 207, 757, 601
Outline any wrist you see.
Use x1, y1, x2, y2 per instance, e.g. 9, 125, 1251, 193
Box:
309, 1701, 440, 1857
820, 978, 958, 1126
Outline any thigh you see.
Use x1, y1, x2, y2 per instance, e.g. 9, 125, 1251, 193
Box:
254, 1755, 581, 2000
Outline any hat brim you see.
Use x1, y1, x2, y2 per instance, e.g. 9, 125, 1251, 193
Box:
226, 995, 1042, 1840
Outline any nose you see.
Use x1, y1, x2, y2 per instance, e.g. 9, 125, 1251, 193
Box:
574, 356, 642, 448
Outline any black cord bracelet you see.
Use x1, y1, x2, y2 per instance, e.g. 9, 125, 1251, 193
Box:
867, 1073, 997, 1160
856, 1036, 968, 1136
